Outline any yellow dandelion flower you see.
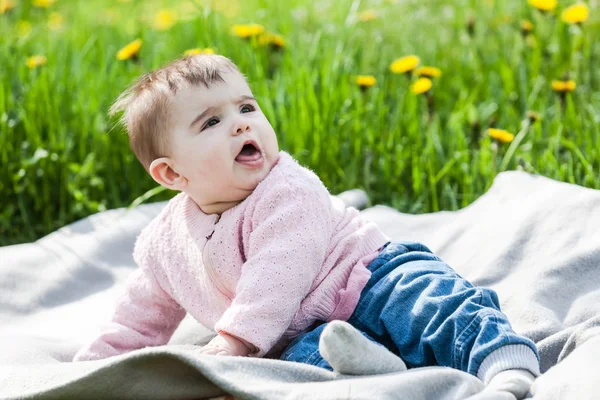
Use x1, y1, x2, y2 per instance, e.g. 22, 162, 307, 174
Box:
527, 111, 541, 122
411, 78, 432, 94
184, 48, 215, 56
116, 39, 142, 61
528, 0, 557, 12
270, 35, 285, 48
356, 75, 376, 88
358, 10, 377, 22
1, 0, 15, 14
232, 24, 265, 39
16, 20, 32, 38
32, 0, 55, 8
415, 66, 442, 78
520, 19, 533, 34
561, 4, 589, 24
257, 32, 285, 48
184, 48, 201, 56
153, 9, 178, 31
390, 55, 420, 74
551, 79, 576, 92
26, 55, 47, 69
48, 12, 64, 31
488, 128, 514, 143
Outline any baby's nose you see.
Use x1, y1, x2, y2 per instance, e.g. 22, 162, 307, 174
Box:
235, 122, 251, 134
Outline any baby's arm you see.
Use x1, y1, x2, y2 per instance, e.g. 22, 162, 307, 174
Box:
73, 233, 186, 361
214, 182, 331, 357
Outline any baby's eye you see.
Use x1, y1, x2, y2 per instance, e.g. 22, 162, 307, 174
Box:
202, 117, 220, 130
240, 104, 255, 113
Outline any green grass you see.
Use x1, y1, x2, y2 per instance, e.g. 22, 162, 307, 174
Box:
1, 0, 599, 246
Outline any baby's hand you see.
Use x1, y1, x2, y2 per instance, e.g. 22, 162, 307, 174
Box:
198, 332, 252, 357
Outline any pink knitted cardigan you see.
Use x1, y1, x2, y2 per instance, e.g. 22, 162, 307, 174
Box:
74, 151, 389, 361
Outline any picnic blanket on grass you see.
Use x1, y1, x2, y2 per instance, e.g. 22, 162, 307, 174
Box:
1, 171, 600, 399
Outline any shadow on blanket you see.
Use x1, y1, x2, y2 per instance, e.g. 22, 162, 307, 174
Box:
1, 171, 600, 399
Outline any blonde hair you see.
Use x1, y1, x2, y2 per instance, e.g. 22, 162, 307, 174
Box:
109, 54, 240, 170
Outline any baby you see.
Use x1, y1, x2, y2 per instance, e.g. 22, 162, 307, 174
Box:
74, 54, 540, 398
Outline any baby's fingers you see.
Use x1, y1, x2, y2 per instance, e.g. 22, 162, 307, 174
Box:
198, 346, 221, 355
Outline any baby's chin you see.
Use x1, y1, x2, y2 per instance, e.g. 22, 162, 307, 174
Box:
236, 163, 273, 184
237, 178, 263, 194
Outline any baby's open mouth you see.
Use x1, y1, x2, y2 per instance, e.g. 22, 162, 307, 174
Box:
235, 141, 263, 163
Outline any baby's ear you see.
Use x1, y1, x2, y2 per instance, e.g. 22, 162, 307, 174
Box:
149, 157, 188, 191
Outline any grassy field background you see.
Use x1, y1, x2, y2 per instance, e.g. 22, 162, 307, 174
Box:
1, 0, 599, 246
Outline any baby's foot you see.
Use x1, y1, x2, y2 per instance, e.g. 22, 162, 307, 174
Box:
319, 320, 407, 375
484, 370, 535, 400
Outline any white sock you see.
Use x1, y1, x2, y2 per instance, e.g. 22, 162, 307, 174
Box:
319, 320, 407, 375
485, 369, 535, 399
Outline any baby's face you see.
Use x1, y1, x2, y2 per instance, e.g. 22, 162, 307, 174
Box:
167, 70, 279, 211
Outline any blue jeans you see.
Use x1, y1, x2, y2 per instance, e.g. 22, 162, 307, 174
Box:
280, 241, 539, 377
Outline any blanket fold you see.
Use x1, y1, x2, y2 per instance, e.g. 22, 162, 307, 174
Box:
2, 171, 600, 399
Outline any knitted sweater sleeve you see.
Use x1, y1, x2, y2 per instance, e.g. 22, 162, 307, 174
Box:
73, 226, 186, 361
214, 181, 332, 357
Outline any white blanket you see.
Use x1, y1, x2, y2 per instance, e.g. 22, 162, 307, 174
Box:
1, 171, 600, 399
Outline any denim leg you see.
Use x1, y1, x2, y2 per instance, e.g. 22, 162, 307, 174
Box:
347, 240, 539, 377
279, 322, 385, 371
280, 323, 333, 371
